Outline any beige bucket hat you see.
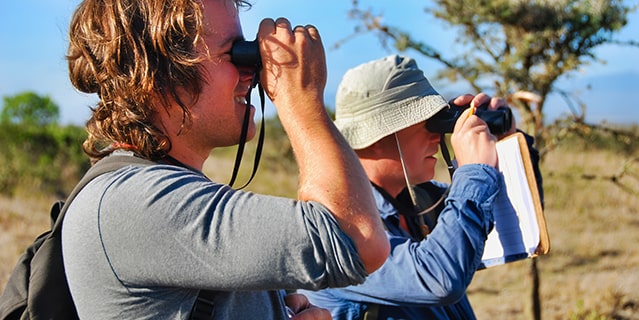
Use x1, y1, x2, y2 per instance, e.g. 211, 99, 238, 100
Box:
334, 55, 448, 149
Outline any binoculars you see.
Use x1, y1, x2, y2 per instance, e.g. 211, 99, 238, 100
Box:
230, 40, 513, 137
426, 102, 513, 136
231, 40, 261, 69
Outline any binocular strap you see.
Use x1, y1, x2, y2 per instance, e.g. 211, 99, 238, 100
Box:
228, 73, 265, 189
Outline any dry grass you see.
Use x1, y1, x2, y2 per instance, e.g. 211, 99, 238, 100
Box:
203, 147, 299, 198
0, 193, 56, 287
468, 148, 639, 319
1, 145, 638, 319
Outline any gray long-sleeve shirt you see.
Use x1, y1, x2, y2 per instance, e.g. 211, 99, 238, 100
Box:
62, 155, 367, 319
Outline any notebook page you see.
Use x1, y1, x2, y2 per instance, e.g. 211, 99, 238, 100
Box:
481, 135, 540, 266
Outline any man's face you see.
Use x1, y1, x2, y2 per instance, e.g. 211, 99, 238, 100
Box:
393, 121, 441, 184
186, 0, 256, 149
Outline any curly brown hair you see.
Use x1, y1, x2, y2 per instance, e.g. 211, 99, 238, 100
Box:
67, 0, 251, 163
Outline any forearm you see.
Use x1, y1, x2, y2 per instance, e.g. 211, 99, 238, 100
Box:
280, 103, 389, 273
257, 17, 388, 272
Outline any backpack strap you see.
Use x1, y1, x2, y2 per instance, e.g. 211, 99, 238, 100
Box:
0, 153, 156, 320
55, 154, 216, 319
50, 154, 156, 235
189, 290, 216, 320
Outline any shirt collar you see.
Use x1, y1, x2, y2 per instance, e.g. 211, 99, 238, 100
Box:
371, 185, 398, 219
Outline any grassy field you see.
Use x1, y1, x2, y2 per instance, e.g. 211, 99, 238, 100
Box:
1, 141, 638, 319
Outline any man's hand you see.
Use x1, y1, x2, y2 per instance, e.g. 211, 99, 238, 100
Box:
285, 293, 331, 320
257, 17, 327, 110
450, 93, 508, 168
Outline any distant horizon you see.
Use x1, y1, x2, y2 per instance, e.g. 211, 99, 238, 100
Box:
1, 0, 637, 126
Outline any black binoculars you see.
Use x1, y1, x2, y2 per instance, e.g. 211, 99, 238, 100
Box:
426, 102, 513, 136
231, 40, 261, 69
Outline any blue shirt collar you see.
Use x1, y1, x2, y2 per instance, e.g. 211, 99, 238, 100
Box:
371, 185, 398, 219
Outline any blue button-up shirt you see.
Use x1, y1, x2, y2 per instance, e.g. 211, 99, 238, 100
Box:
300, 164, 502, 320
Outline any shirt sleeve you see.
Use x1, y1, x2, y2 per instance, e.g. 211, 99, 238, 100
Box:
93, 164, 367, 291
318, 164, 501, 306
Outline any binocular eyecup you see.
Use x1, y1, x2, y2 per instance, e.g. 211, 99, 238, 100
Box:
230, 40, 261, 69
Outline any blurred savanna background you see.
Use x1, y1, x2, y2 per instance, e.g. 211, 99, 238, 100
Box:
2, 0, 639, 319
1, 95, 638, 319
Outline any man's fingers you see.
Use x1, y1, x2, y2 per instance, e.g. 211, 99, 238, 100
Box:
284, 293, 310, 314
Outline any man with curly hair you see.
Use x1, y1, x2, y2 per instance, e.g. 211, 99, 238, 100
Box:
61, 0, 389, 319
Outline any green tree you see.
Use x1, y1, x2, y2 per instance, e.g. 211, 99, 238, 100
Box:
0, 92, 88, 196
1, 91, 60, 126
343, 0, 638, 152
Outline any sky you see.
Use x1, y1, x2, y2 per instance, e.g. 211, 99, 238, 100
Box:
1, 0, 637, 126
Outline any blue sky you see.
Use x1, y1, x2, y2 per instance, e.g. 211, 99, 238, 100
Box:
1, 0, 637, 125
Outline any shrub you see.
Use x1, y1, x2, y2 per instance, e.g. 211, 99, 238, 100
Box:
0, 123, 89, 196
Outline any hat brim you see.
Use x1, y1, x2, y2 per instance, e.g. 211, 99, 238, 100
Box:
335, 94, 448, 150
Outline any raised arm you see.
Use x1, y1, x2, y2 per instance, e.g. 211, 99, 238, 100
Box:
257, 18, 389, 273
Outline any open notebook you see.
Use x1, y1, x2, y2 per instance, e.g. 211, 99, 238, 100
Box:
478, 132, 550, 269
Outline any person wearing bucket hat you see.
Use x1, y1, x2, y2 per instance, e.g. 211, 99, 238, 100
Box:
300, 55, 542, 319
